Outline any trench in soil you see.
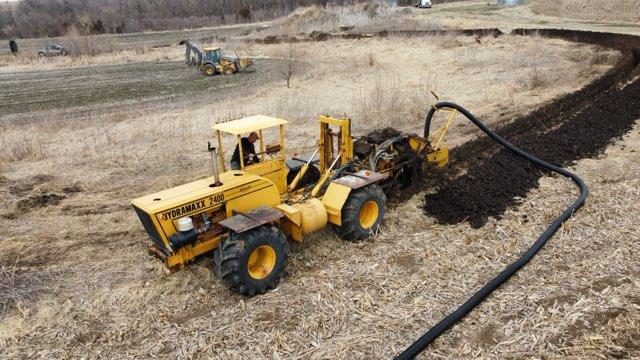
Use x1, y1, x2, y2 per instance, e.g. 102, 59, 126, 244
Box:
250, 29, 640, 227
420, 29, 640, 227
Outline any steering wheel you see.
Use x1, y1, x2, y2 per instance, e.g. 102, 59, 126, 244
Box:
244, 153, 258, 165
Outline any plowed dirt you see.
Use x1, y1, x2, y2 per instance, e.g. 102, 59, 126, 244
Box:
423, 29, 640, 227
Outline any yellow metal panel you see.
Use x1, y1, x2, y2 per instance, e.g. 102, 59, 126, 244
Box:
280, 125, 285, 167
132, 171, 280, 251
317, 115, 353, 170
244, 159, 287, 194
321, 183, 352, 226
276, 204, 301, 226
258, 129, 265, 160
318, 115, 347, 126
224, 179, 281, 217
212, 115, 288, 135
167, 237, 220, 268
282, 221, 302, 242
293, 198, 327, 234
409, 136, 427, 152
428, 146, 449, 168
131, 171, 264, 213
276, 203, 302, 242
319, 122, 331, 173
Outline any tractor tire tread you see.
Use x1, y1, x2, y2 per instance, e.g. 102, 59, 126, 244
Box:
213, 247, 222, 278
217, 226, 288, 296
336, 184, 386, 242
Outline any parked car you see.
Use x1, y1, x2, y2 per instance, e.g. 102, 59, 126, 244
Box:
38, 44, 69, 57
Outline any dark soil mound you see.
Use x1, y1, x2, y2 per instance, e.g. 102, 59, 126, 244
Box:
354, 127, 402, 158
310, 31, 331, 41
263, 35, 280, 44
424, 29, 640, 227
13, 193, 66, 216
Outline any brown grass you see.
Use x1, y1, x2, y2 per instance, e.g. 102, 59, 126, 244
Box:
417, 1, 640, 37
0, 133, 46, 162
0, 24, 636, 359
530, 0, 640, 23
62, 28, 122, 58
259, 4, 444, 37
0, 265, 60, 316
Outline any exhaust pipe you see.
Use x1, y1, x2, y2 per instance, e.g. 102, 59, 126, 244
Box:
208, 141, 222, 186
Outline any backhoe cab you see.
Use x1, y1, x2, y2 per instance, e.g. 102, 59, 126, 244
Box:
132, 114, 449, 296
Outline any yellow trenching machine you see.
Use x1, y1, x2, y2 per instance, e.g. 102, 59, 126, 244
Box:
131, 114, 450, 296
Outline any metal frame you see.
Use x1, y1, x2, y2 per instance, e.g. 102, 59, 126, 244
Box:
318, 115, 353, 173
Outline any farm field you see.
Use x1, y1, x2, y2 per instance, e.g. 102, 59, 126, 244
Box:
0, 58, 280, 122
1, 1, 639, 359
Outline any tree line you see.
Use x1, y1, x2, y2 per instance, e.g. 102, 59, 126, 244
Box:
0, 0, 356, 39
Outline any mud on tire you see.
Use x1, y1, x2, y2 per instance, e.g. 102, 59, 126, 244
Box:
216, 225, 289, 296
335, 184, 386, 241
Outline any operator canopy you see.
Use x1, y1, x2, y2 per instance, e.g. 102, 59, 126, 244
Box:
213, 115, 288, 135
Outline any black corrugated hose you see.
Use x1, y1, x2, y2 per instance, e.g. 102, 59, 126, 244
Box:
396, 102, 589, 359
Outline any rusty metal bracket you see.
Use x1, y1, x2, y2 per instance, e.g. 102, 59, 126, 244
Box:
333, 170, 387, 189
148, 245, 168, 260
219, 206, 284, 233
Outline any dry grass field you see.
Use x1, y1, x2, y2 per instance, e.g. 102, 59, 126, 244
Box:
420, 1, 640, 36
531, 0, 640, 23
0, 2, 639, 359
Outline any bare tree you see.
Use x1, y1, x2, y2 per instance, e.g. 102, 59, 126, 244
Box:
278, 44, 304, 88
284, 46, 295, 88
1, 0, 369, 39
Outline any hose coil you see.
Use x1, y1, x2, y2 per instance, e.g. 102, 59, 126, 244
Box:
396, 102, 588, 359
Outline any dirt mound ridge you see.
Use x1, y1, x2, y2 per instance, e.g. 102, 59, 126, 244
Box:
424, 29, 640, 227
278, 6, 339, 32
253, 28, 502, 44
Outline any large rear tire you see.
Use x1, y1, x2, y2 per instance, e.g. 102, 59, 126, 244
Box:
335, 184, 386, 241
217, 226, 288, 296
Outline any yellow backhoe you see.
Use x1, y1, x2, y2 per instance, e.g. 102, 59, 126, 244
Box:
183, 40, 252, 76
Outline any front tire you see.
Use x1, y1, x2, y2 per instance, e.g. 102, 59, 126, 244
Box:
203, 64, 216, 76
217, 226, 288, 296
335, 185, 386, 241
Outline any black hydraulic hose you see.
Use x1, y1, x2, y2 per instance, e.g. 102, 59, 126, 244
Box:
397, 102, 589, 359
